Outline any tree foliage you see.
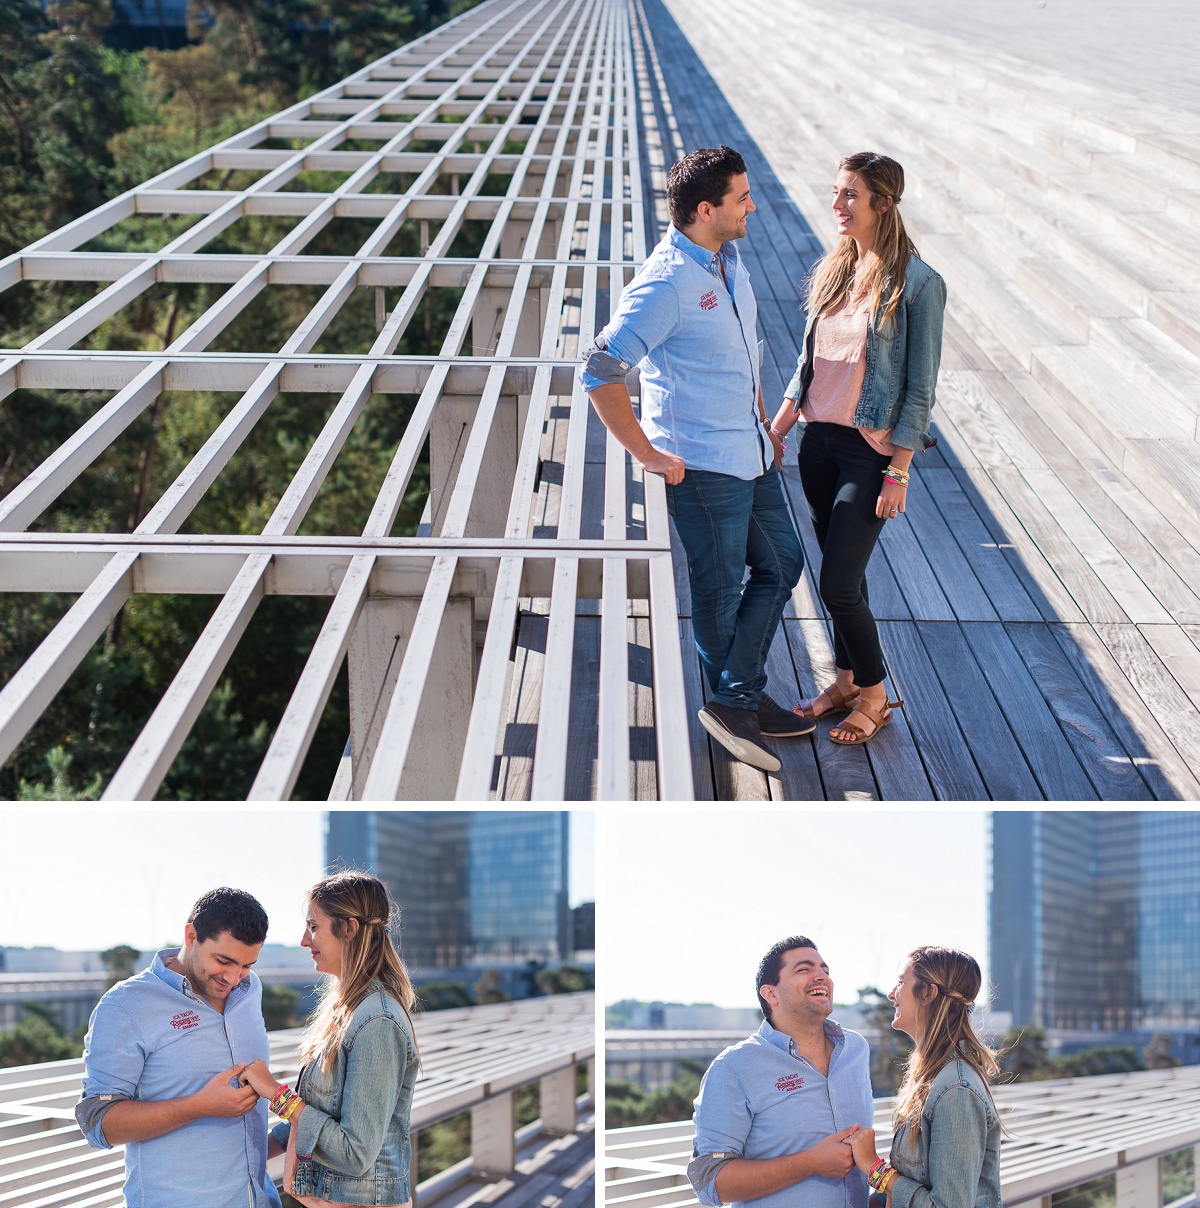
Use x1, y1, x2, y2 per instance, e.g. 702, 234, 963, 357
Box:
0, 1004, 80, 1067
0, 0, 479, 799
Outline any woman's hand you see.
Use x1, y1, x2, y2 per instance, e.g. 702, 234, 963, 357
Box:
769, 427, 786, 470
876, 478, 907, 520
847, 1126, 881, 1175
238, 1058, 280, 1101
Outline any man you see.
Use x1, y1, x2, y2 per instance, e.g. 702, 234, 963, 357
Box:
689, 935, 874, 1208
580, 144, 811, 773
76, 887, 282, 1208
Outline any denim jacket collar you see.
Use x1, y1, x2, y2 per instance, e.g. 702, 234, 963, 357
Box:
758, 1016, 846, 1056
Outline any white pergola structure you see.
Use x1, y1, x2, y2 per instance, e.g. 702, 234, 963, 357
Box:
605, 1066, 1200, 1208
0, 0, 693, 800
0, 992, 594, 1207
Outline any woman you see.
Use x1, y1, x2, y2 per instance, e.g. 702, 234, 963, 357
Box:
241, 872, 419, 1208
847, 946, 1002, 1208
769, 151, 946, 744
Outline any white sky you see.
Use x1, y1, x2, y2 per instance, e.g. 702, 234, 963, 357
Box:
600, 808, 989, 1009
0, 807, 595, 952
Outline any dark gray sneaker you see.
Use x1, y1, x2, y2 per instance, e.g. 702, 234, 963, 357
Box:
758, 692, 817, 737
698, 701, 782, 772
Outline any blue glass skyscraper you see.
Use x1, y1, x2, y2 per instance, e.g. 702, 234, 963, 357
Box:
990, 811, 1200, 1058
325, 811, 571, 971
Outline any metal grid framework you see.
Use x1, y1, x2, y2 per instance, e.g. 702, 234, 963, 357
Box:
604, 1066, 1200, 1208
0, 992, 594, 1206
0, 0, 693, 800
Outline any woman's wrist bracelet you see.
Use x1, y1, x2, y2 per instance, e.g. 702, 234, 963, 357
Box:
269, 1084, 290, 1114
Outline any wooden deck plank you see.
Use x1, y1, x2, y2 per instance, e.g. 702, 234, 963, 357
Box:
958, 621, 1097, 799
1051, 622, 1200, 799
878, 620, 989, 800
761, 623, 827, 800
781, 617, 881, 800
893, 470, 998, 621
914, 620, 1044, 799
921, 468, 1043, 621
678, 617, 717, 800
877, 510, 958, 622
1002, 622, 1154, 800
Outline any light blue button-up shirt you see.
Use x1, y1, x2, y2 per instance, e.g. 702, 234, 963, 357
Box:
580, 224, 769, 480
80, 949, 282, 1208
691, 1018, 873, 1208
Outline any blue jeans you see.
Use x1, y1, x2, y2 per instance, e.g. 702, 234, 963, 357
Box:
798, 422, 891, 688
666, 465, 804, 710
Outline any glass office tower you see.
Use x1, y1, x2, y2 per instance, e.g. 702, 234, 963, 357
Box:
990, 811, 1200, 1050
325, 811, 571, 970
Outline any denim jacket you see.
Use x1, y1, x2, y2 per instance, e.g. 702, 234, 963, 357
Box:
888, 1059, 1002, 1208
784, 255, 946, 451
274, 988, 418, 1205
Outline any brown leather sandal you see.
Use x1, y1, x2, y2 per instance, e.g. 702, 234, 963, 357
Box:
828, 698, 904, 746
794, 682, 861, 719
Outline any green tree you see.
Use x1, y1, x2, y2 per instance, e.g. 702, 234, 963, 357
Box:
99, 943, 141, 988
856, 986, 912, 1095
536, 964, 595, 995
1048, 1045, 1143, 1078
605, 1061, 707, 1129
261, 984, 300, 1031
0, 1004, 79, 1067
1142, 1033, 1180, 1070
997, 1025, 1050, 1080
416, 981, 472, 1011
472, 969, 510, 1005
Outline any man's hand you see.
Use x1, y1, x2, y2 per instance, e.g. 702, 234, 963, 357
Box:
238, 1058, 280, 1101
194, 1064, 259, 1118
805, 1125, 861, 1178
847, 1126, 880, 1175
642, 449, 686, 485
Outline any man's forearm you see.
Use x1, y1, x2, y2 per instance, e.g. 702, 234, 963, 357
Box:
714, 1150, 819, 1203
101, 1095, 204, 1145
587, 383, 660, 461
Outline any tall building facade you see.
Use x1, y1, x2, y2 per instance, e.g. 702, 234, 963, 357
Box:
990, 812, 1200, 1052
325, 812, 571, 972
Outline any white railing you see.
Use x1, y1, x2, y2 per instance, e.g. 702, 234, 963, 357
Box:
605, 1065, 1200, 1208
0, 992, 594, 1207
0, 0, 693, 800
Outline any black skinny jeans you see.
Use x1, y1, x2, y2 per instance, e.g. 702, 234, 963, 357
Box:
798, 421, 891, 688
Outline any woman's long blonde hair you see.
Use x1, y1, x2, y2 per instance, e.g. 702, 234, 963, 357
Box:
893, 946, 999, 1145
298, 871, 419, 1072
807, 152, 917, 330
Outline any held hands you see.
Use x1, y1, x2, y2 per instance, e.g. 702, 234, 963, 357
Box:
769, 427, 786, 471
238, 1058, 280, 1101
194, 1064, 259, 1118
641, 449, 686, 485
807, 1125, 861, 1178
847, 1127, 881, 1176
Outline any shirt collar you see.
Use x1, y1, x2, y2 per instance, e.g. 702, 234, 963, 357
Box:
758, 1016, 846, 1055
667, 223, 738, 275
151, 946, 251, 1004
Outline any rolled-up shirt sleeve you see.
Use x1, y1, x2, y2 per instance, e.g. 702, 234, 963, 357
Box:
579, 271, 680, 392
77, 998, 144, 1149
689, 1058, 752, 1207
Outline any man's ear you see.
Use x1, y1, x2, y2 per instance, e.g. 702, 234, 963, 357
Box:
758, 983, 779, 1014
182, 923, 197, 952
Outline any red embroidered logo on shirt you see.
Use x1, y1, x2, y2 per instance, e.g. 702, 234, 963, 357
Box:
699, 290, 719, 311
170, 1010, 200, 1031
775, 1073, 805, 1092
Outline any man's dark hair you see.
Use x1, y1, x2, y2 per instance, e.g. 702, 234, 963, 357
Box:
667, 145, 747, 228
755, 934, 818, 1023
188, 887, 269, 946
